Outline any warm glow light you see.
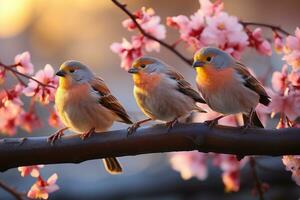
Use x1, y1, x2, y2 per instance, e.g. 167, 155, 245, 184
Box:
0, 0, 33, 38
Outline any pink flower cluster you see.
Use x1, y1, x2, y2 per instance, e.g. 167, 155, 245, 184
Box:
111, 7, 166, 70
282, 156, 300, 186
23, 64, 58, 104
282, 27, 300, 69
18, 165, 59, 199
247, 28, 272, 56
170, 108, 249, 192
267, 65, 300, 126
0, 52, 60, 135
167, 0, 249, 59
170, 152, 246, 192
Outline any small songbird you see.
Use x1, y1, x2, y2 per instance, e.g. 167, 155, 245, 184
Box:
48, 60, 133, 174
127, 56, 206, 134
192, 47, 271, 127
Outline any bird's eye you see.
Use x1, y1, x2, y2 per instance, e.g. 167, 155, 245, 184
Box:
140, 64, 146, 68
69, 69, 75, 73
206, 57, 212, 62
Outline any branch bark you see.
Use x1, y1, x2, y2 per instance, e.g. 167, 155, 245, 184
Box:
111, 0, 193, 65
0, 180, 25, 200
0, 123, 300, 172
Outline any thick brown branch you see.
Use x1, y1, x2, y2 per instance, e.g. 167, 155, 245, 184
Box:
0, 123, 300, 172
0, 180, 24, 200
240, 21, 291, 36
111, 0, 193, 65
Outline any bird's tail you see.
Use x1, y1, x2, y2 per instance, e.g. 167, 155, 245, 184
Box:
243, 111, 264, 128
102, 157, 122, 174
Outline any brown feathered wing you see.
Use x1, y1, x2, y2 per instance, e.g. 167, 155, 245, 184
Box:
90, 77, 132, 124
166, 68, 206, 104
234, 62, 271, 106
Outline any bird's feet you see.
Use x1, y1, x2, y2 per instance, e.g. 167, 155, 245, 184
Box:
165, 118, 179, 132
127, 118, 152, 136
240, 121, 254, 133
204, 115, 224, 129
80, 128, 95, 140
127, 123, 140, 136
47, 127, 68, 145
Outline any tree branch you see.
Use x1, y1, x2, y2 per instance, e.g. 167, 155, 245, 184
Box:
111, 0, 193, 65
0, 62, 56, 89
0, 123, 300, 172
249, 157, 265, 200
0, 180, 25, 200
240, 21, 291, 36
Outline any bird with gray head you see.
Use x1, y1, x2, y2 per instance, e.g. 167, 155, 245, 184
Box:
49, 60, 133, 174
127, 56, 206, 134
193, 47, 271, 128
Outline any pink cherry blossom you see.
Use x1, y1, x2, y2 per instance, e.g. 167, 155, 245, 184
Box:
289, 69, 300, 87
271, 65, 289, 94
166, 0, 224, 50
167, 12, 206, 50
48, 108, 62, 128
1, 84, 24, 108
199, 0, 223, 16
222, 171, 240, 192
268, 89, 300, 120
14, 51, 34, 75
0, 69, 5, 84
23, 64, 58, 104
0, 117, 19, 135
248, 28, 272, 56
27, 174, 59, 199
282, 155, 300, 186
111, 37, 143, 71
169, 151, 208, 180
274, 36, 284, 54
283, 27, 300, 69
19, 111, 42, 132
212, 154, 247, 192
122, 7, 166, 40
212, 154, 247, 172
121, 6, 166, 53
201, 12, 249, 59
18, 165, 44, 177
0, 93, 23, 135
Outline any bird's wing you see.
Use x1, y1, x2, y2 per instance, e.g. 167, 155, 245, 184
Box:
165, 68, 206, 104
234, 62, 271, 106
89, 77, 132, 124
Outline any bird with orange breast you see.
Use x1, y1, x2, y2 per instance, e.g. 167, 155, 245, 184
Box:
127, 56, 206, 134
192, 47, 271, 128
48, 60, 133, 174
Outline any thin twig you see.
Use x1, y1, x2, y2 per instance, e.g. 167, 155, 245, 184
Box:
111, 0, 193, 65
249, 157, 265, 200
240, 21, 291, 36
0, 62, 56, 89
0, 180, 24, 200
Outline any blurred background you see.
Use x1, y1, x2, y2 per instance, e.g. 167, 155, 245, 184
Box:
0, 0, 300, 199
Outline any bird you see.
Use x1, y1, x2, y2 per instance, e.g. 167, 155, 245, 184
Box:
127, 56, 206, 134
48, 60, 133, 174
192, 47, 271, 128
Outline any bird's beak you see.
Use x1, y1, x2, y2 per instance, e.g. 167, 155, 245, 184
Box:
192, 61, 205, 68
128, 68, 139, 74
56, 70, 67, 77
